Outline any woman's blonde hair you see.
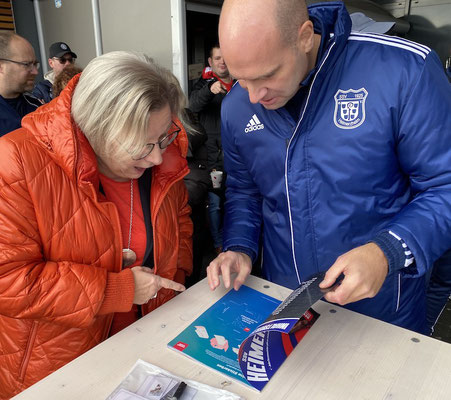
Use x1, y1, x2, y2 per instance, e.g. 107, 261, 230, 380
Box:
149, 58, 199, 136
71, 51, 184, 158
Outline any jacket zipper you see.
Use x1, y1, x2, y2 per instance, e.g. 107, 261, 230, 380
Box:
19, 321, 38, 381
284, 41, 336, 285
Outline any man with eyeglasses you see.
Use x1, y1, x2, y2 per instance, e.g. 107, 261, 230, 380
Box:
0, 31, 40, 137
32, 41, 77, 103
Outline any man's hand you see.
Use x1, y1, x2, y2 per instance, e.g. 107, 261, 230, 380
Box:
207, 251, 252, 291
319, 243, 388, 305
210, 80, 227, 95
131, 266, 185, 305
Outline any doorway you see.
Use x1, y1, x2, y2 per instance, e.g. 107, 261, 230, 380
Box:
185, 2, 221, 94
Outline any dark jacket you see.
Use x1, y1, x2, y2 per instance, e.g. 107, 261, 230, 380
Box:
183, 109, 210, 207
189, 76, 227, 171
32, 79, 53, 104
0, 93, 40, 137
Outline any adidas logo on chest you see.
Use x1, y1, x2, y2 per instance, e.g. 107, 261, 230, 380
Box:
244, 114, 265, 133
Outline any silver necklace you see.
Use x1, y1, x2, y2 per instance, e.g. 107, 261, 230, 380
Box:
122, 179, 137, 267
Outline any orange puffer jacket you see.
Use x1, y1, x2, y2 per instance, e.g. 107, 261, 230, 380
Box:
0, 76, 192, 399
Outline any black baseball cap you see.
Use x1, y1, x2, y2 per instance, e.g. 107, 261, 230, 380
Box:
49, 42, 77, 59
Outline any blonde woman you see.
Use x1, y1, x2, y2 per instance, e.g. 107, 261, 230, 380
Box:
0, 51, 192, 398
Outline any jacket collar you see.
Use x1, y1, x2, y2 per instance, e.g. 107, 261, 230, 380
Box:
282, 3, 351, 120
44, 70, 56, 84
307, 1, 352, 79
21, 74, 98, 187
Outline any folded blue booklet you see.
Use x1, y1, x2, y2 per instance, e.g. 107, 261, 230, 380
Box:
168, 274, 324, 392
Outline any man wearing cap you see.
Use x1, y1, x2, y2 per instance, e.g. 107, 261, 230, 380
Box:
32, 41, 77, 103
0, 31, 40, 137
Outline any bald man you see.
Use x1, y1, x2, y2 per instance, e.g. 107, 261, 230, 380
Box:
207, 0, 451, 333
0, 31, 40, 136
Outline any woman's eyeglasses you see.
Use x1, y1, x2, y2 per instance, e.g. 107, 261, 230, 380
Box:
132, 121, 182, 160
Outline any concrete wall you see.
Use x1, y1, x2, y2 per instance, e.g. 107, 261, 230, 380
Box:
37, 0, 96, 69
378, 0, 451, 65
12, 0, 43, 80
99, 0, 173, 71
406, 1, 451, 64
27, 0, 173, 72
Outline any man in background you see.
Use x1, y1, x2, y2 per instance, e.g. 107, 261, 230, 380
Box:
33, 41, 77, 103
0, 31, 40, 137
189, 45, 234, 254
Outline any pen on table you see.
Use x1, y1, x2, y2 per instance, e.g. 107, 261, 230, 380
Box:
166, 381, 187, 400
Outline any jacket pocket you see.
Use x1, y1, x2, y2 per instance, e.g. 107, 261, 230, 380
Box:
18, 321, 38, 382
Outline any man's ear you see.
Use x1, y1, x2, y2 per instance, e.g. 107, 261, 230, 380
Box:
208, 57, 212, 67
297, 20, 314, 53
48, 58, 54, 69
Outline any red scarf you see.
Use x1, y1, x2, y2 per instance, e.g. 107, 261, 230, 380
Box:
202, 66, 234, 92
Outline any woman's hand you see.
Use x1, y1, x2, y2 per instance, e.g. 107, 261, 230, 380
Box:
131, 266, 185, 305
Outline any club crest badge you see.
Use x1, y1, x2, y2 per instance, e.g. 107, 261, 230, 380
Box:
333, 88, 368, 129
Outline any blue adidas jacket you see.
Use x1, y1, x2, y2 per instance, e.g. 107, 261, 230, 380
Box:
221, 2, 451, 333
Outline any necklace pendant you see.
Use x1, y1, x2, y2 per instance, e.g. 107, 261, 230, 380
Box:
122, 180, 136, 268
122, 248, 137, 267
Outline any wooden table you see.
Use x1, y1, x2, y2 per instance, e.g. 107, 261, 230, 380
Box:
12, 276, 451, 399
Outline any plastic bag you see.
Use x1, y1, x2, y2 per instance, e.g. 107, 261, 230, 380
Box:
106, 359, 244, 400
